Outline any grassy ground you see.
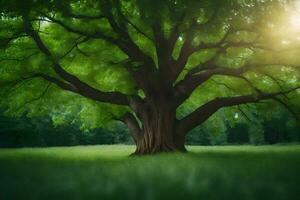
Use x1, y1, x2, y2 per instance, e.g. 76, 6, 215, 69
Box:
0, 145, 300, 200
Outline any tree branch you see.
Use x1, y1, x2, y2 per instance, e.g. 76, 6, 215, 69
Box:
60, 36, 90, 59
23, 16, 130, 105
13, 82, 52, 112
273, 97, 300, 122
174, 63, 300, 107
39, 15, 118, 43
173, 66, 249, 106
168, 12, 186, 54
33, 73, 79, 93
171, 6, 222, 82
237, 105, 253, 122
176, 86, 300, 136
99, 3, 157, 71
63, 13, 105, 20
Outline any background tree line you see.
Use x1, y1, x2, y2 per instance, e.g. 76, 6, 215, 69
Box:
1, 108, 298, 148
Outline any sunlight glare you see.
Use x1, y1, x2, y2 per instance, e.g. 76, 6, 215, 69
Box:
288, 1, 300, 30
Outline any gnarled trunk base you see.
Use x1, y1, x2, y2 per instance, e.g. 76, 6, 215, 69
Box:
132, 133, 187, 155
127, 99, 188, 155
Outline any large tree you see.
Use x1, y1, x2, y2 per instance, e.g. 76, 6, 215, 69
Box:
0, 0, 299, 154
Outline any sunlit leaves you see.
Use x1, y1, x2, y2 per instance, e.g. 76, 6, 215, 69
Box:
0, 0, 299, 134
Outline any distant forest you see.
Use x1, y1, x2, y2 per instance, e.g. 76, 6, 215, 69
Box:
0, 111, 299, 148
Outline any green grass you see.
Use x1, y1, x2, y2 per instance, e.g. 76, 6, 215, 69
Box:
0, 145, 300, 200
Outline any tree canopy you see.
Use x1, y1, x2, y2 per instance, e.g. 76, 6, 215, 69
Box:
0, 0, 299, 154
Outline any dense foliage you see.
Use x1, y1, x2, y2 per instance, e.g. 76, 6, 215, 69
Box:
0, 111, 131, 147
1, 107, 298, 147
0, 0, 299, 153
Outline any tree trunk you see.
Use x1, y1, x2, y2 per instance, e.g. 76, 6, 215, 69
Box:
132, 101, 187, 155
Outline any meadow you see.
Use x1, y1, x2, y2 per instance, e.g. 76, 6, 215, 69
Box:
0, 145, 299, 200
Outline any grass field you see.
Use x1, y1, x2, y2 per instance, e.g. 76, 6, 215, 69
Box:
0, 145, 300, 200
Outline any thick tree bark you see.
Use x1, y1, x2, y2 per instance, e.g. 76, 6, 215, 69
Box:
130, 99, 187, 155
